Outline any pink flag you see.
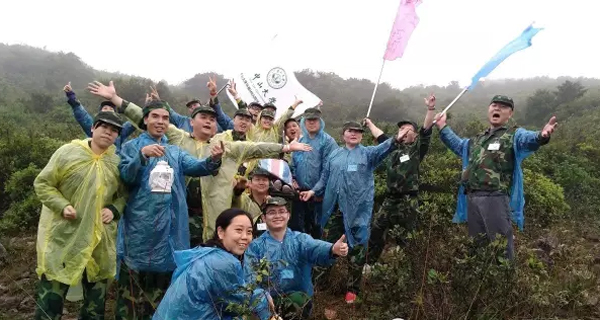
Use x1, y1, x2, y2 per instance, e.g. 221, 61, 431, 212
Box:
383, 0, 422, 61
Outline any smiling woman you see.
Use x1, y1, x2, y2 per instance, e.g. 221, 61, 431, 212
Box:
152, 209, 275, 320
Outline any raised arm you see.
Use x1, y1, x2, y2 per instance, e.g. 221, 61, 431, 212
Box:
515, 116, 556, 153
363, 118, 385, 141
64, 83, 93, 137
435, 113, 468, 157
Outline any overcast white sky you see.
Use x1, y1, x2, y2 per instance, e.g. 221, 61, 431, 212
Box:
0, 0, 596, 89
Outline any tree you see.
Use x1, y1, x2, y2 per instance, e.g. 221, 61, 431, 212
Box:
555, 80, 587, 105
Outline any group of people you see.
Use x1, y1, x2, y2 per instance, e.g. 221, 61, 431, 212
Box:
32, 76, 558, 320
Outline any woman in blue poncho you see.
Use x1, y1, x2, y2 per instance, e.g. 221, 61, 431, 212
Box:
153, 209, 280, 320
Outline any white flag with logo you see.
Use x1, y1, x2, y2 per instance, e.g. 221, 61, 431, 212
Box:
226, 66, 321, 120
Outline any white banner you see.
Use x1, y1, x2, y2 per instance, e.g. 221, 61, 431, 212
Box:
226, 66, 321, 120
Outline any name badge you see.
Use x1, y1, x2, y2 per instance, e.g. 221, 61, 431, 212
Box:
257, 223, 267, 231
488, 143, 500, 151
281, 269, 294, 279
400, 155, 410, 163
347, 164, 358, 172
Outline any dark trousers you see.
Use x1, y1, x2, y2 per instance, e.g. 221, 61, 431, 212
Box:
290, 199, 323, 239
467, 191, 514, 260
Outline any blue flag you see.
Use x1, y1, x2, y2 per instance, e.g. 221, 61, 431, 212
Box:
469, 24, 543, 90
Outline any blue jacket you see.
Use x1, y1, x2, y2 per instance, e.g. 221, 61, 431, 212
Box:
117, 132, 221, 272
291, 118, 338, 193
244, 228, 335, 298
439, 125, 547, 230
313, 138, 397, 247
153, 246, 271, 320
66, 93, 136, 154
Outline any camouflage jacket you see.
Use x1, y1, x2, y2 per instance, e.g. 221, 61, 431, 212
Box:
378, 127, 432, 195
462, 125, 516, 193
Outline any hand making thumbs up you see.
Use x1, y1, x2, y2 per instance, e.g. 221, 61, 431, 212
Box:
332, 234, 348, 256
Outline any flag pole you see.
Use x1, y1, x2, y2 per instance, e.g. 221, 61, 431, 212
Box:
366, 59, 387, 118
426, 87, 468, 130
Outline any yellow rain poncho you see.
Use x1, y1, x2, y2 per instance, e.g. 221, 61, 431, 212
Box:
34, 139, 126, 285
247, 108, 294, 143
244, 108, 294, 176
123, 102, 285, 240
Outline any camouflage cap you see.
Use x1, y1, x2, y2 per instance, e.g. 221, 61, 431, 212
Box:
263, 103, 277, 111
397, 120, 418, 131
93, 111, 124, 130
303, 107, 322, 120
191, 105, 217, 119
249, 167, 271, 179
342, 121, 365, 133
262, 196, 288, 213
491, 95, 514, 109
140, 100, 170, 130
186, 98, 201, 108
261, 110, 275, 119
234, 108, 253, 119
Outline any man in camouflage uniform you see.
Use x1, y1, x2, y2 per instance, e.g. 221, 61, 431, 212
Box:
360, 95, 436, 269
436, 95, 558, 259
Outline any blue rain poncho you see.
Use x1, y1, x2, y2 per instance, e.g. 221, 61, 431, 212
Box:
153, 246, 271, 320
244, 229, 335, 298
312, 138, 398, 247
117, 132, 221, 273
291, 118, 338, 193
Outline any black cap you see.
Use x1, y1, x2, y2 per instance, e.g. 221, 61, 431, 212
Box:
262, 196, 288, 213
248, 102, 263, 109
263, 103, 277, 111
249, 167, 271, 180
186, 98, 201, 108
98, 100, 116, 112
191, 106, 217, 119
397, 120, 418, 131
490, 95, 514, 110
234, 108, 253, 119
342, 121, 364, 133
284, 117, 298, 127
93, 111, 124, 130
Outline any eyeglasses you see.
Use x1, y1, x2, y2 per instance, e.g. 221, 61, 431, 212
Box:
265, 209, 288, 216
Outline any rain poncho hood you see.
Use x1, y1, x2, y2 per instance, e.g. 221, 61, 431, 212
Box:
34, 139, 125, 285
122, 102, 284, 241
247, 107, 294, 143
244, 229, 335, 298
117, 132, 221, 273
292, 118, 338, 192
439, 126, 544, 230
153, 246, 271, 320
313, 138, 398, 247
